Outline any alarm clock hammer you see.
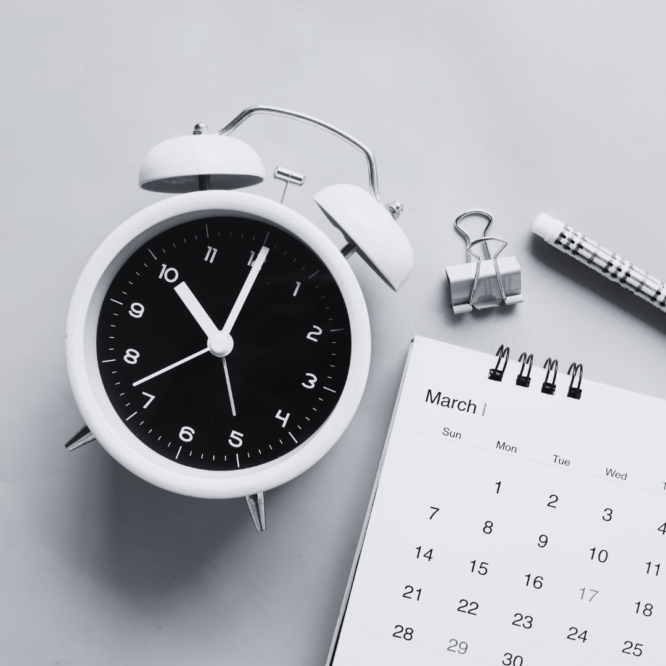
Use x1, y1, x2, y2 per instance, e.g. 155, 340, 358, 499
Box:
64, 106, 413, 531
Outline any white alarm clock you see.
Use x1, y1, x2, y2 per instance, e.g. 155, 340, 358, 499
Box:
65, 106, 412, 530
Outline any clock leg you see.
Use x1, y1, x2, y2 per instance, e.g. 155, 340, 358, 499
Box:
64, 425, 97, 451
245, 492, 266, 531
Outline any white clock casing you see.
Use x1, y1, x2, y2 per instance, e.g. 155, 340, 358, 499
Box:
66, 190, 371, 499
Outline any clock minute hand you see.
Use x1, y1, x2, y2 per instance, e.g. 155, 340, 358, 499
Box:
221, 246, 270, 335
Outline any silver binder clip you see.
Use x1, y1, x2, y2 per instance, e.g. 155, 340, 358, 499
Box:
446, 211, 523, 314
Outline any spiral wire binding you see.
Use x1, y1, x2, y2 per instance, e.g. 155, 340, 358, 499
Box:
487, 346, 583, 399
489, 345, 510, 381
567, 363, 583, 400
541, 358, 558, 395
516, 353, 533, 387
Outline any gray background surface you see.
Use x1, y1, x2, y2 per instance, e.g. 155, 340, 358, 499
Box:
2, 1, 666, 664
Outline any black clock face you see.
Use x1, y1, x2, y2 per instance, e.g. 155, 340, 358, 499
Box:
96, 215, 352, 471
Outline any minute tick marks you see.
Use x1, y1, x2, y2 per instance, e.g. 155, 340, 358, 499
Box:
97, 215, 351, 472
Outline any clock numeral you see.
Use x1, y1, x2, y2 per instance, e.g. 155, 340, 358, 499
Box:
204, 246, 218, 263
302, 373, 317, 389
179, 426, 195, 442
228, 430, 244, 448
159, 264, 179, 283
124, 349, 140, 364
293, 281, 301, 297
275, 410, 290, 428
306, 325, 323, 342
129, 302, 145, 318
141, 392, 155, 408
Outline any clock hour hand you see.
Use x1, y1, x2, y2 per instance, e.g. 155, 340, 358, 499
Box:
174, 282, 219, 339
174, 281, 235, 358
132, 347, 208, 387
221, 246, 270, 335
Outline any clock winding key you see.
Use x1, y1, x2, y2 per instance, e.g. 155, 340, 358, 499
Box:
274, 165, 305, 204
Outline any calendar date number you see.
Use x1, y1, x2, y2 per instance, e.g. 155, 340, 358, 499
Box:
447, 639, 468, 654
415, 546, 433, 561
567, 627, 588, 642
457, 599, 479, 615
392, 625, 414, 641
402, 585, 422, 601
512, 613, 533, 629
622, 641, 643, 657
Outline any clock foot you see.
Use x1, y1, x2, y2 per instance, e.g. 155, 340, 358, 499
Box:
245, 492, 266, 531
64, 425, 97, 451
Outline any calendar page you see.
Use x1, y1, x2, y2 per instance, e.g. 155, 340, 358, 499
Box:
328, 337, 666, 666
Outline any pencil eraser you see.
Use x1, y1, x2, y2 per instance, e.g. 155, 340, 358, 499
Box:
532, 213, 565, 244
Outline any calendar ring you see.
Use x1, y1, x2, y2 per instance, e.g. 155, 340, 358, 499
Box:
516, 352, 533, 387
567, 362, 584, 399
489, 344, 510, 382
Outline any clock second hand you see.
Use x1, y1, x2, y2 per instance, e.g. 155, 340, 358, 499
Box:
222, 357, 236, 416
215, 245, 269, 417
132, 347, 208, 387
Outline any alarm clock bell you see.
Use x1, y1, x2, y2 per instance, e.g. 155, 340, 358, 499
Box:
65, 106, 412, 531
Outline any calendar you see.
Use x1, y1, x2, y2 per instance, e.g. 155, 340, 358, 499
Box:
327, 337, 666, 666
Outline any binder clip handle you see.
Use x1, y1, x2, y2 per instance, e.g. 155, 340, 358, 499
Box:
455, 210, 493, 261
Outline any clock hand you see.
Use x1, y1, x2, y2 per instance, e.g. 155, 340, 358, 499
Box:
132, 347, 208, 387
174, 281, 219, 339
174, 280, 235, 358
221, 245, 270, 335
222, 357, 237, 416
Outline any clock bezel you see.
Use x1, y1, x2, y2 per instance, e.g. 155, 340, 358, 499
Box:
66, 191, 371, 498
